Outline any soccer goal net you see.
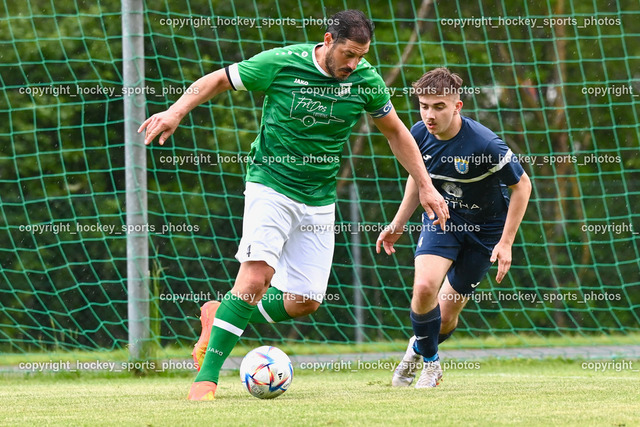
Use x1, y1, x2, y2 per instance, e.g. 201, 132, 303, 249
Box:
1, 0, 638, 359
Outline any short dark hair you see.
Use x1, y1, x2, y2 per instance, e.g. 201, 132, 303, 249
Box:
412, 68, 463, 97
326, 10, 374, 44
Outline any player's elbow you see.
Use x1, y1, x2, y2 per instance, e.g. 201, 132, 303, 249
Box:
196, 68, 232, 99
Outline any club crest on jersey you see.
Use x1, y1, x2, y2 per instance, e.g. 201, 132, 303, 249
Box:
454, 157, 470, 174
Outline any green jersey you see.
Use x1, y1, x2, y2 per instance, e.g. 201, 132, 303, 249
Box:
226, 43, 392, 206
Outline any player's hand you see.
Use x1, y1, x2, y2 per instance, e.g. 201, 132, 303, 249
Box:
138, 109, 182, 145
490, 241, 512, 283
418, 185, 449, 231
376, 223, 404, 255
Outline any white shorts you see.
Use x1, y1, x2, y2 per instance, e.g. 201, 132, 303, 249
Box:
235, 182, 335, 303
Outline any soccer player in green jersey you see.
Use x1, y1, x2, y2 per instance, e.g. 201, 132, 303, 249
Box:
139, 10, 449, 400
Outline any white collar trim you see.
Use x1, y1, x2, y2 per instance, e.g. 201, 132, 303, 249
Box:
312, 43, 331, 77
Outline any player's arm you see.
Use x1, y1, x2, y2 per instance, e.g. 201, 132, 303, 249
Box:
138, 68, 232, 145
490, 171, 532, 283
375, 175, 421, 255
372, 108, 449, 229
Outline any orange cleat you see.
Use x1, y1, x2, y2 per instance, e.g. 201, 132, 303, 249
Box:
192, 300, 221, 371
187, 381, 217, 401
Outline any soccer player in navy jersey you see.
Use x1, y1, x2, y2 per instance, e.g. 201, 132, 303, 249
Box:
376, 68, 531, 388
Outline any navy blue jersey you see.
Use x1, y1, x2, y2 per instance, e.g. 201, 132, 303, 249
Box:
411, 116, 524, 232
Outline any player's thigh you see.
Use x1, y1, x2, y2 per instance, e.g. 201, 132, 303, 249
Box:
413, 217, 460, 305
235, 182, 303, 270
271, 203, 335, 304
414, 255, 453, 287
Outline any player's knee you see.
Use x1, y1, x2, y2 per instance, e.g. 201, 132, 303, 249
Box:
412, 282, 440, 308
242, 261, 274, 284
286, 299, 320, 317
233, 261, 274, 301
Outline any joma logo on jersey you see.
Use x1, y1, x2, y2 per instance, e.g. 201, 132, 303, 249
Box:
290, 92, 345, 127
454, 157, 470, 174
294, 78, 309, 85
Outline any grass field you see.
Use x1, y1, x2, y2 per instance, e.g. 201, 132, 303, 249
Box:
2, 359, 638, 426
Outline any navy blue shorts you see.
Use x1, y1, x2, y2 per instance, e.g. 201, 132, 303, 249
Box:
414, 213, 502, 296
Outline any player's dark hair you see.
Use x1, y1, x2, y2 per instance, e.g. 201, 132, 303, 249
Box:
412, 68, 463, 97
326, 10, 374, 44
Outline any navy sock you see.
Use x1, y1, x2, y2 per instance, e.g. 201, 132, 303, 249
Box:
410, 305, 441, 361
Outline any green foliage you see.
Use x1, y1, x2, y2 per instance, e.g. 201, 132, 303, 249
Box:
0, 0, 638, 354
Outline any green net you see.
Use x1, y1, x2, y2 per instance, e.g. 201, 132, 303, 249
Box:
1, 0, 639, 359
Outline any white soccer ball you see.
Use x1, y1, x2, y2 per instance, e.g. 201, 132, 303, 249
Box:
240, 346, 293, 399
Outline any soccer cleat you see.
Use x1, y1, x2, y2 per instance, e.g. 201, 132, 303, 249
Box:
192, 300, 221, 371
187, 381, 217, 401
414, 359, 443, 389
391, 336, 422, 387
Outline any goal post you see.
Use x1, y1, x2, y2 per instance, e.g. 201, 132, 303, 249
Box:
122, 0, 150, 361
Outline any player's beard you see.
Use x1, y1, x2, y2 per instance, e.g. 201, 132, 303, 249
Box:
325, 44, 353, 81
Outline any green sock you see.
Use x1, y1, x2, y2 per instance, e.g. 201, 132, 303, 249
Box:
249, 287, 294, 324
195, 292, 256, 384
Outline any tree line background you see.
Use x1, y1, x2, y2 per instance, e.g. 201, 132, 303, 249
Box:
0, 0, 638, 353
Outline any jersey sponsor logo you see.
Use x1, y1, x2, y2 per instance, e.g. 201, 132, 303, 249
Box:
442, 182, 463, 198
454, 157, 470, 174
445, 199, 481, 210
294, 78, 309, 85
290, 92, 345, 127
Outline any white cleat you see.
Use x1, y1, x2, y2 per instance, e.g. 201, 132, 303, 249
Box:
391, 336, 422, 387
414, 359, 443, 388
